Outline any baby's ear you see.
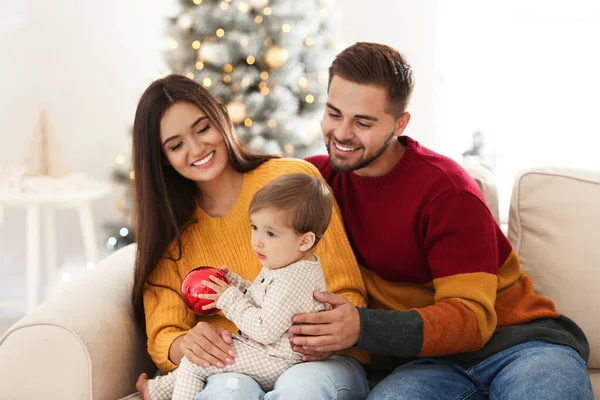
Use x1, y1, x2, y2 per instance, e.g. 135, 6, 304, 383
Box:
298, 232, 316, 252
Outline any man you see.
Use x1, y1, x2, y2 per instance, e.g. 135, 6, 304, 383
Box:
291, 42, 592, 399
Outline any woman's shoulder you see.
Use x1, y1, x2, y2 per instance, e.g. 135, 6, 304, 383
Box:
251, 157, 323, 179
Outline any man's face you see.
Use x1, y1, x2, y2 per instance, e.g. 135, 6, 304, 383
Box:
322, 76, 404, 174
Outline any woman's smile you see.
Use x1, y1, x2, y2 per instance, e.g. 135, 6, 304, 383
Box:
191, 151, 216, 168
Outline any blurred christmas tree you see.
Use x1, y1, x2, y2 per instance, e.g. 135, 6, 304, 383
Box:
104, 153, 135, 251
105, 0, 340, 250
167, 0, 339, 155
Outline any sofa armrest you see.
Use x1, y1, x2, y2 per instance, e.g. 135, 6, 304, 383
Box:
0, 244, 155, 400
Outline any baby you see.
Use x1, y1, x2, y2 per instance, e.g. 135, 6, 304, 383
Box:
137, 172, 333, 399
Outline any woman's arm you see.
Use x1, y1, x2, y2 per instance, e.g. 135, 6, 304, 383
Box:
144, 257, 195, 371
169, 335, 186, 364
144, 258, 233, 371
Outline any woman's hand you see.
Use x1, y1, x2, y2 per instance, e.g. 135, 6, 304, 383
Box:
180, 321, 236, 368
197, 275, 231, 311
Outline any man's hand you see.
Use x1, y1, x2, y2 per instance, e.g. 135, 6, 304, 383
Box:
292, 346, 334, 362
288, 292, 361, 352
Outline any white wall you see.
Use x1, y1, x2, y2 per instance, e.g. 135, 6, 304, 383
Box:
435, 0, 600, 218
336, 0, 441, 148
0, 0, 174, 304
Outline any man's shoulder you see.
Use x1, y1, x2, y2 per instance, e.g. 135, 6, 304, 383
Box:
305, 154, 330, 170
411, 142, 481, 196
304, 154, 334, 181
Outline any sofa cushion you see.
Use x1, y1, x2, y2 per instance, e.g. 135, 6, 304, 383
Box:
463, 164, 500, 224
507, 168, 600, 369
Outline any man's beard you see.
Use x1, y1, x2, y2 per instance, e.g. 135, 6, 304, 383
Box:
326, 131, 396, 173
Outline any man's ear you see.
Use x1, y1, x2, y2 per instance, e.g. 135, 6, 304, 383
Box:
394, 112, 411, 137
298, 232, 316, 252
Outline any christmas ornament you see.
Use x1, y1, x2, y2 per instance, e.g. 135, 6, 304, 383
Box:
264, 46, 289, 69
226, 100, 248, 124
181, 266, 229, 315
24, 108, 69, 177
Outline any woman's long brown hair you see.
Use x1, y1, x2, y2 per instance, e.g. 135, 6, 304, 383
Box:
131, 74, 277, 329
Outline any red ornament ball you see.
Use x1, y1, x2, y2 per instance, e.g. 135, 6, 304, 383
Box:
181, 266, 229, 316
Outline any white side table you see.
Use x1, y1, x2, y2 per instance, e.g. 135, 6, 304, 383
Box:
0, 179, 111, 313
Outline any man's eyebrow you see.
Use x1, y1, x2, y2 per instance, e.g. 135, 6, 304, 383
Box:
162, 116, 209, 147
326, 103, 378, 122
354, 113, 378, 121
326, 103, 342, 114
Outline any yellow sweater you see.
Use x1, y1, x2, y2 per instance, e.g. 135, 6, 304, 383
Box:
144, 158, 368, 371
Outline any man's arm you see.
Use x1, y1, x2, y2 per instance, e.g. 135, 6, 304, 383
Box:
292, 189, 501, 358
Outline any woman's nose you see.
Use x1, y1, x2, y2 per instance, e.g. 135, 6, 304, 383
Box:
188, 137, 205, 157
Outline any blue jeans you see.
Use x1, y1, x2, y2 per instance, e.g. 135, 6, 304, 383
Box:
368, 340, 592, 399
195, 355, 369, 399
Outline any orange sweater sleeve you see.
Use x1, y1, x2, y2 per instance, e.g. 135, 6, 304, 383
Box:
144, 254, 195, 372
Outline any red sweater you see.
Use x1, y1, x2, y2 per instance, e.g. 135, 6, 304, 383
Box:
307, 136, 588, 365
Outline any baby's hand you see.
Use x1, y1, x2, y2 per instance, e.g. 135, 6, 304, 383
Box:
197, 275, 231, 310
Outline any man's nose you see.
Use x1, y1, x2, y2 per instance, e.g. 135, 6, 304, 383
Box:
335, 120, 354, 142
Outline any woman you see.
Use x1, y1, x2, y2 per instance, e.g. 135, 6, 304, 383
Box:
131, 74, 369, 399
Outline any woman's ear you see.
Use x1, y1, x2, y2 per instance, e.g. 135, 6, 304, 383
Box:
298, 232, 316, 252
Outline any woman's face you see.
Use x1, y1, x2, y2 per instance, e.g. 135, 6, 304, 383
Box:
160, 101, 230, 184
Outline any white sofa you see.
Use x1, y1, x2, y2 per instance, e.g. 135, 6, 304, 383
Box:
0, 167, 598, 399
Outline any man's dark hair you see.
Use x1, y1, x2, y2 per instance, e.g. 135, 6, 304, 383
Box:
329, 42, 415, 118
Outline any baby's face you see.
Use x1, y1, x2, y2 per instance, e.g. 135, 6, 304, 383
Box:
250, 208, 305, 270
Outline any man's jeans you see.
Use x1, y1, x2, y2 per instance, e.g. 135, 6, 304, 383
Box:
368, 340, 592, 399
195, 355, 369, 400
